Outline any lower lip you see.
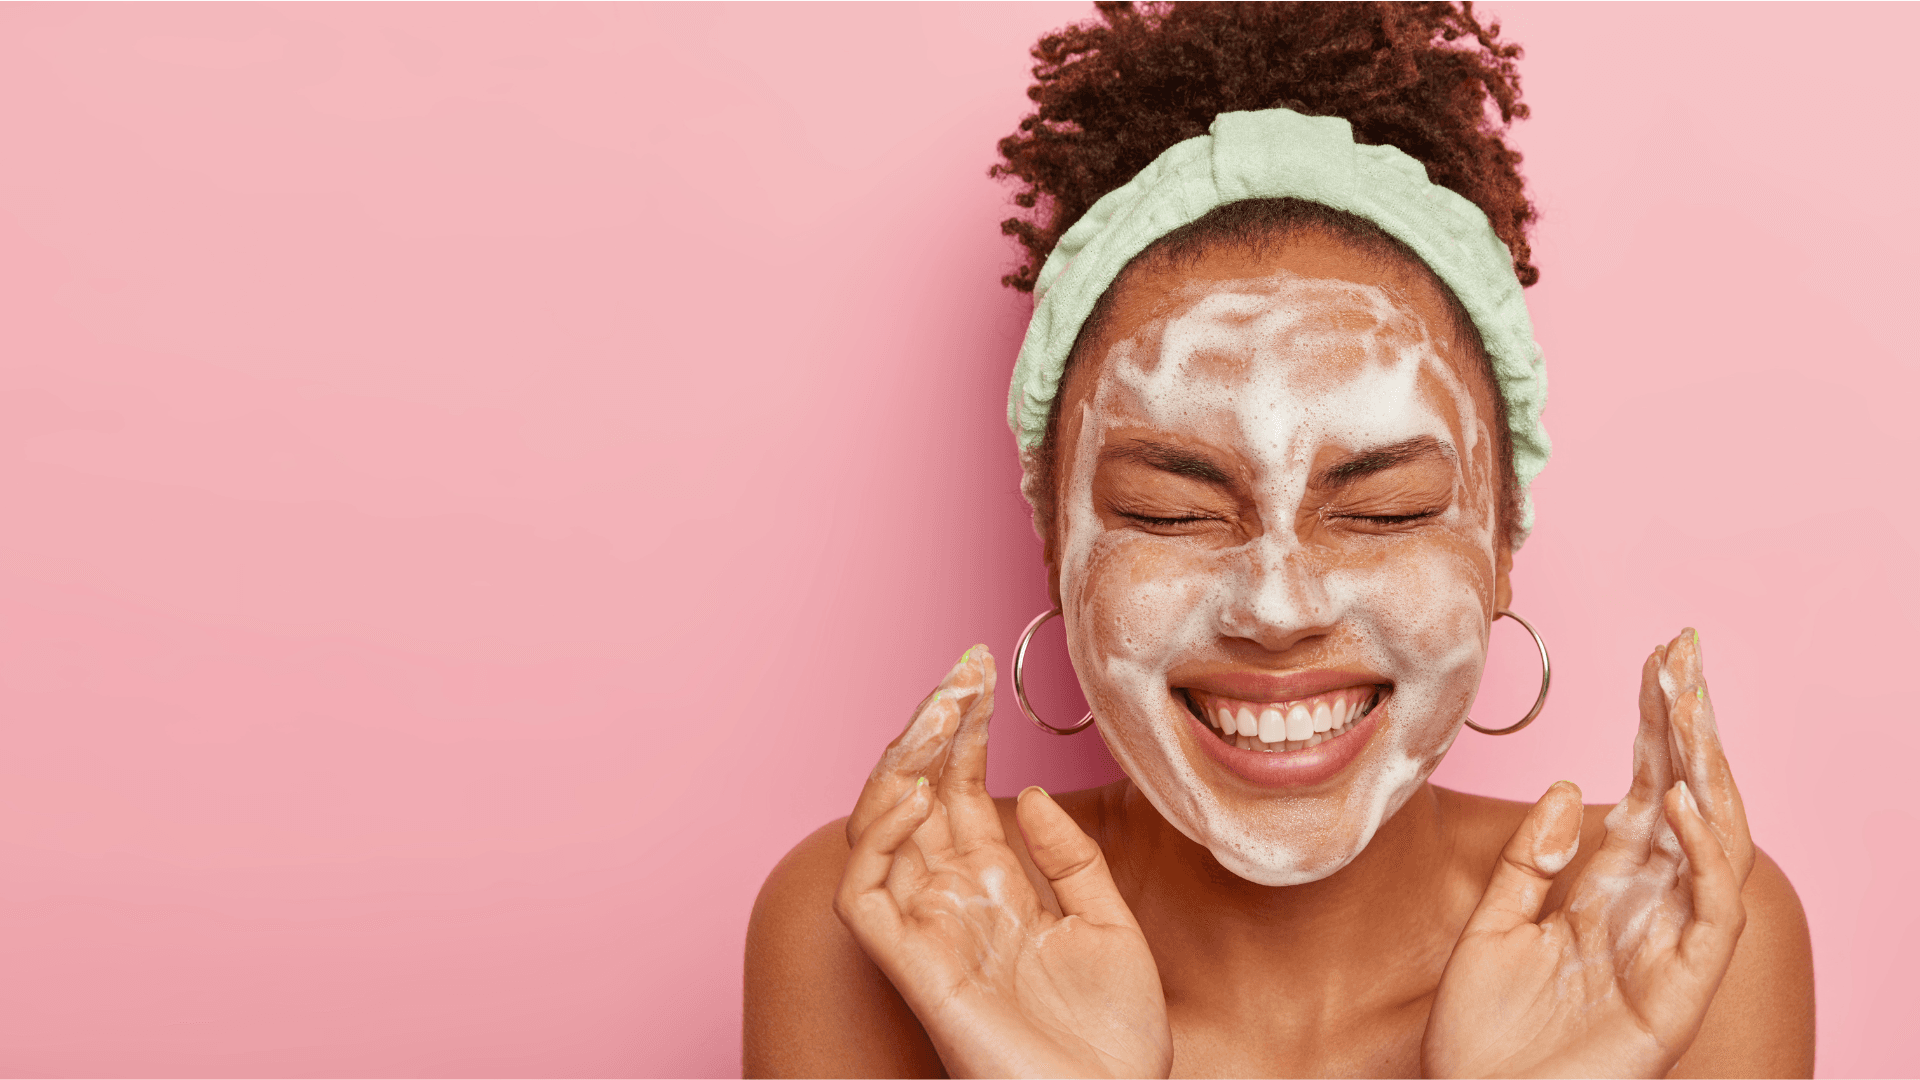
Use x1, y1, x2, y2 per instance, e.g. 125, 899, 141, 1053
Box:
1184, 699, 1382, 789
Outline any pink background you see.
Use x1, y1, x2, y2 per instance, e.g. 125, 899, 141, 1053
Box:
1, 3, 1913, 1076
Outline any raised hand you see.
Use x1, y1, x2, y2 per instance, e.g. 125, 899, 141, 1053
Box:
1424, 629, 1753, 1078
834, 647, 1172, 1079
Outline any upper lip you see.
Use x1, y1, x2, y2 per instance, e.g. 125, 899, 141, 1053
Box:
1172, 667, 1387, 703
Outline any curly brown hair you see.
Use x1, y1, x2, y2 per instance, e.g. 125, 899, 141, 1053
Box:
994, 1, 1536, 554
992, 1, 1538, 292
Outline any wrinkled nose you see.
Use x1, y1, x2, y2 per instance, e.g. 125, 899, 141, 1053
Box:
1215, 536, 1338, 652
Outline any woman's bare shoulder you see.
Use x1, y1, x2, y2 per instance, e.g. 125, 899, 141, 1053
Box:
742, 786, 1113, 1078
743, 818, 944, 1079
1670, 847, 1814, 1077
1432, 786, 1814, 1077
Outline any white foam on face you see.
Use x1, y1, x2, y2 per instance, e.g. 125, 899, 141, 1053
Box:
1057, 271, 1504, 886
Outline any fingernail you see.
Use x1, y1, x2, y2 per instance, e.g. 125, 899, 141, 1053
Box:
1019, 784, 1048, 800
1675, 779, 1700, 816
960, 645, 976, 663
1696, 686, 1705, 701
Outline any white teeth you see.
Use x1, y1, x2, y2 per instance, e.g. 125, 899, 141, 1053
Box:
1202, 690, 1382, 752
1285, 704, 1313, 742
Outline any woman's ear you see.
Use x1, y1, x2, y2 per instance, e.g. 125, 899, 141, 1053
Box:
1042, 512, 1064, 611
1494, 542, 1513, 613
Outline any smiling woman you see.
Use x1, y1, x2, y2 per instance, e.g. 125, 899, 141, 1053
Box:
1054, 231, 1511, 887
743, 4, 1813, 1077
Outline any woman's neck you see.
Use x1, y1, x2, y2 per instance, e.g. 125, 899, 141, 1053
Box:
1098, 778, 1483, 1010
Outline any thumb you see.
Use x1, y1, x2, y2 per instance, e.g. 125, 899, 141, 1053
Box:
1016, 786, 1137, 930
1465, 780, 1585, 936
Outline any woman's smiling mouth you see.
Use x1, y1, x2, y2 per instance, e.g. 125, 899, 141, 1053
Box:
1186, 686, 1381, 752
1174, 680, 1391, 789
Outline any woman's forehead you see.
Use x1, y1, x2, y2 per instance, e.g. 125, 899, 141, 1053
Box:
1086, 271, 1481, 455
1122, 272, 1430, 379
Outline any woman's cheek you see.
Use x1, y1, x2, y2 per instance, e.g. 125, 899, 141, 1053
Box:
1068, 534, 1219, 712
1334, 540, 1489, 744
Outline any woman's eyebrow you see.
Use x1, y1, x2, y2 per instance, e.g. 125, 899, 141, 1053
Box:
1101, 439, 1235, 486
1316, 435, 1455, 488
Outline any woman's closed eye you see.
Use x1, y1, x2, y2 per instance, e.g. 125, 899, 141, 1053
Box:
1321, 485, 1452, 532
1311, 447, 1458, 534
1334, 506, 1445, 529
1092, 444, 1244, 537
1112, 504, 1232, 534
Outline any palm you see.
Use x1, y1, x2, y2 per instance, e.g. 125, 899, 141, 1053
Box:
1431, 864, 1702, 1076
888, 838, 1164, 1076
837, 648, 1171, 1079
1426, 630, 1753, 1078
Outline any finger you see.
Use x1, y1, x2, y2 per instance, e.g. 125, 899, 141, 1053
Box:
938, 647, 1009, 852
1666, 780, 1746, 982
1015, 786, 1138, 930
1663, 630, 1754, 881
1595, 645, 1677, 863
1464, 780, 1584, 936
846, 647, 989, 845
911, 648, 995, 859
1626, 644, 1677, 811
835, 776, 936, 945
846, 689, 955, 847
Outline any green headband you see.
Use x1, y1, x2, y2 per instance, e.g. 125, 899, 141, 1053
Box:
1008, 108, 1549, 541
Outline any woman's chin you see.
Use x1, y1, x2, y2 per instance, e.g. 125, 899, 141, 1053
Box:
1095, 693, 1447, 887
1207, 843, 1359, 887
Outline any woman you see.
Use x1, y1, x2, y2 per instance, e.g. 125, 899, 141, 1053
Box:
744, 5, 1814, 1076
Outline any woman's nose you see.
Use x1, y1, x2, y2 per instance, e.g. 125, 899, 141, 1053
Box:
1214, 536, 1338, 652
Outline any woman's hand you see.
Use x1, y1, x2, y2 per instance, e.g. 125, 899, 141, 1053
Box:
1424, 628, 1754, 1078
834, 647, 1172, 1079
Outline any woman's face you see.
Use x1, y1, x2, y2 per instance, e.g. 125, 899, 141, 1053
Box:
1050, 231, 1511, 886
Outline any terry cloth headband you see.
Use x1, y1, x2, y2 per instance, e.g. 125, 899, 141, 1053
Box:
1007, 107, 1549, 541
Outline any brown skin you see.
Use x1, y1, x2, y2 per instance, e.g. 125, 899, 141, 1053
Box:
743, 235, 1814, 1078
747, 790, 1811, 1077
1039, 238, 1514, 616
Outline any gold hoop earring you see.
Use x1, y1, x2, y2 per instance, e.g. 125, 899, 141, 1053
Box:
1012, 609, 1095, 736
1466, 609, 1551, 735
